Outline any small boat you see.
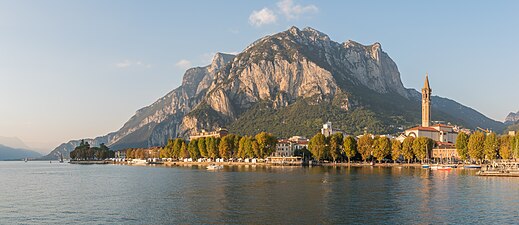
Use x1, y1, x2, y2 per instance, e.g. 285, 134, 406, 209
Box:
430, 164, 452, 171
59, 153, 64, 163
464, 164, 481, 169
207, 164, 223, 170
422, 164, 430, 169
131, 159, 149, 165
24, 158, 28, 163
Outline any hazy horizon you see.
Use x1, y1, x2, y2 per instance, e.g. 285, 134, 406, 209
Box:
1, 0, 518, 152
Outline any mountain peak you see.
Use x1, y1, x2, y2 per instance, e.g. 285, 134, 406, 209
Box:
288, 26, 301, 34
505, 110, 519, 124
210, 52, 235, 72
343, 40, 382, 50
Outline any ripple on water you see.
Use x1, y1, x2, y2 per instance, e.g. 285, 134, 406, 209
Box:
0, 162, 517, 224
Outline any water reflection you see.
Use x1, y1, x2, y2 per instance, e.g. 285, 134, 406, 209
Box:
0, 162, 517, 224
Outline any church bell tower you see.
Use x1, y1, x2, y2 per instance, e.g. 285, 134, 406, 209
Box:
422, 74, 432, 127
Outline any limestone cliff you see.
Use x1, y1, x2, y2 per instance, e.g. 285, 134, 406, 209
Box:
43, 26, 504, 159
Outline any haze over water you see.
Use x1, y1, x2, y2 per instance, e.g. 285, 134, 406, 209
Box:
1, 162, 517, 224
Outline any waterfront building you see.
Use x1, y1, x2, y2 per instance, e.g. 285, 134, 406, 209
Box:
273, 136, 309, 157
274, 139, 293, 157
431, 143, 459, 162
189, 128, 228, 140
266, 156, 303, 165
289, 136, 309, 150
404, 74, 458, 145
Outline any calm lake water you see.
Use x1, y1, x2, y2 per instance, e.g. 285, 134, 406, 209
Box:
0, 161, 517, 224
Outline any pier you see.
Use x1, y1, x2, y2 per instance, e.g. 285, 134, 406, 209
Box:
477, 161, 519, 177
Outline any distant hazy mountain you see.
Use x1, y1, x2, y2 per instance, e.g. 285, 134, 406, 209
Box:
0, 136, 31, 149
505, 111, 519, 125
44, 26, 505, 159
0, 144, 42, 160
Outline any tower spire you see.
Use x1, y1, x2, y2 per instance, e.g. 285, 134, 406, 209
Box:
424, 73, 430, 90
422, 73, 432, 127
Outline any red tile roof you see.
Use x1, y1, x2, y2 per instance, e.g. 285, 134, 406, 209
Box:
406, 126, 439, 132
432, 124, 454, 128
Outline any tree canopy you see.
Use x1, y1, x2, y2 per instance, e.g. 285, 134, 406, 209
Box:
373, 136, 391, 163
70, 140, 114, 160
357, 134, 374, 162
456, 132, 469, 161
468, 131, 485, 162
343, 136, 357, 163
309, 133, 327, 161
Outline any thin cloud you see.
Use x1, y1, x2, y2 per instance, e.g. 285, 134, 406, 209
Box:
115, 60, 151, 69
249, 0, 318, 27
249, 8, 277, 27
175, 59, 192, 70
115, 60, 131, 68
277, 0, 318, 20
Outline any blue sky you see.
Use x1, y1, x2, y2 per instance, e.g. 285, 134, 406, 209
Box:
1, 0, 518, 152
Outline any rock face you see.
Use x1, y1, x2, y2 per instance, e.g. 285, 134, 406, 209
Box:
179, 27, 411, 135
505, 111, 519, 124
43, 26, 505, 159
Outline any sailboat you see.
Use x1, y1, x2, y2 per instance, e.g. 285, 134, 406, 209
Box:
59, 153, 64, 163
422, 145, 430, 169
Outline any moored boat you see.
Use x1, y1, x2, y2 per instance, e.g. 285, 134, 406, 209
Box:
431, 164, 452, 170
207, 164, 223, 170
464, 164, 481, 169
422, 164, 430, 169
131, 159, 149, 165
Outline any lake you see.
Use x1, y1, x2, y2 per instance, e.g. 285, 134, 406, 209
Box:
0, 161, 517, 224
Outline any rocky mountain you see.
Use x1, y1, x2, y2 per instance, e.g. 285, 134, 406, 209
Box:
505, 111, 519, 124
0, 144, 41, 160
43, 26, 505, 159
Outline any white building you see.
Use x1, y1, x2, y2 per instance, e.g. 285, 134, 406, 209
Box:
321, 122, 345, 137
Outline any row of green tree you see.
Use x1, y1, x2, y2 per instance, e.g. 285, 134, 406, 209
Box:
456, 132, 519, 163
70, 140, 114, 160
125, 148, 160, 159
308, 133, 434, 163
154, 132, 277, 160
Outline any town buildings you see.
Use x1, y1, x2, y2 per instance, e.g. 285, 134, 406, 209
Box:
189, 128, 228, 140
404, 74, 460, 160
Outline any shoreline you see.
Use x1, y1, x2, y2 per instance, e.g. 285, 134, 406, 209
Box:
114, 161, 428, 168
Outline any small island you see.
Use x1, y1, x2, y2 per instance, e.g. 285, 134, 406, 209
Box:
69, 140, 114, 164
